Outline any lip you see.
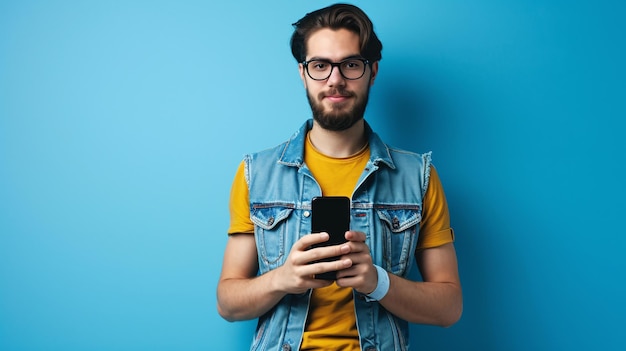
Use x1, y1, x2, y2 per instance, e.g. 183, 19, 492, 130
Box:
324, 95, 351, 103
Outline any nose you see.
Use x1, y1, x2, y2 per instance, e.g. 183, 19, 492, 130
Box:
326, 65, 346, 87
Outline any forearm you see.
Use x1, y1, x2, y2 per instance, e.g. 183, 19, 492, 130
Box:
379, 274, 462, 327
218, 232, 343, 322
217, 268, 286, 322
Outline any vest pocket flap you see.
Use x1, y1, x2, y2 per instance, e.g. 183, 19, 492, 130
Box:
376, 207, 421, 232
251, 205, 294, 230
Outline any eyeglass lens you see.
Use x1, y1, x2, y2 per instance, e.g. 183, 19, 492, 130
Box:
306, 59, 367, 80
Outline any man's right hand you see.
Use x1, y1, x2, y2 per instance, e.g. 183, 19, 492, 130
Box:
217, 231, 352, 321
271, 232, 353, 294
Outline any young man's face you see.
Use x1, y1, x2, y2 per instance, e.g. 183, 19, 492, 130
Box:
299, 28, 378, 131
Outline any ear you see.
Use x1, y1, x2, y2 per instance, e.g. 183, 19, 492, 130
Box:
298, 63, 307, 88
369, 61, 379, 86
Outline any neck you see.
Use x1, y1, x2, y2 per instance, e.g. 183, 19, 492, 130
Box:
308, 119, 368, 158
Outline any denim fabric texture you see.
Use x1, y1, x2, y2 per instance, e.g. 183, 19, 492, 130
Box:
245, 119, 432, 351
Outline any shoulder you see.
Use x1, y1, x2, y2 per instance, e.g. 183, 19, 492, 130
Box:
246, 141, 289, 162
246, 120, 311, 163
388, 146, 432, 161
385, 144, 433, 173
366, 128, 431, 169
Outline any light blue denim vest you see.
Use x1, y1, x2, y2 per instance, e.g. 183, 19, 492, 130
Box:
244, 119, 432, 351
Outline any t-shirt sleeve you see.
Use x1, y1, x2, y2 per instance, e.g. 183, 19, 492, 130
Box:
417, 166, 455, 249
227, 161, 255, 235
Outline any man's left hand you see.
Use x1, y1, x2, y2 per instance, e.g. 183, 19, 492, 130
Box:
335, 230, 378, 295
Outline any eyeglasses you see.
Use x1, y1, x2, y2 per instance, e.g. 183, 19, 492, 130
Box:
301, 58, 370, 81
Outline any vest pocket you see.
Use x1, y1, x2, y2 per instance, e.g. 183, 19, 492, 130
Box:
251, 204, 294, 267
376, 207, 421, 276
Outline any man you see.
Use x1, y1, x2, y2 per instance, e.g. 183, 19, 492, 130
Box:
217, 3, 462, 350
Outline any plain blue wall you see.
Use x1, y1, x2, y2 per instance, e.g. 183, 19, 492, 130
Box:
1, 0, 624, 350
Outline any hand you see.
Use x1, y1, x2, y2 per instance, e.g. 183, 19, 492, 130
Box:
335, 231, 378, 295
272, 232, 353, 294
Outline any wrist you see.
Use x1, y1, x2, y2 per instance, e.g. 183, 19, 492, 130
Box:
268, 266, 288, 294
365, 264, 390, 301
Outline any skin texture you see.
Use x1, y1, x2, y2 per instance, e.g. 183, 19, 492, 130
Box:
217, 28, 462, 327
302, 29, 374, 133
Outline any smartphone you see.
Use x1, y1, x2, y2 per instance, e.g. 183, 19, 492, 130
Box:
310, 196, 350, 280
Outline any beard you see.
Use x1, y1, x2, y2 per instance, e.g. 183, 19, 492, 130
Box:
306, 86, 370, 131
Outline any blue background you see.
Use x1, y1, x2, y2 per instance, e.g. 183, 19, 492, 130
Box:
1, 0, 625, 350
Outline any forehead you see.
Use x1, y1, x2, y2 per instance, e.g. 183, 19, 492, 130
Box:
305, 28, 361, 60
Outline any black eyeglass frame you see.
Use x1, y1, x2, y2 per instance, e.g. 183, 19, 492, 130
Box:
301, 58, 371, 81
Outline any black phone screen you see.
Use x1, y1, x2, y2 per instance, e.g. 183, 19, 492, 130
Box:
311, 196, 350, 280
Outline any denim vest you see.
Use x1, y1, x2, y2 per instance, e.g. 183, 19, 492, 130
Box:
244, 120, 432, 351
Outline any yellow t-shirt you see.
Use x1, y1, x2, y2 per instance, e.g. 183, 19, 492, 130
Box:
228, 133, 454, 350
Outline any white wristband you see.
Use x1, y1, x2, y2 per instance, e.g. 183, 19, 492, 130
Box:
366, 264, 390, 301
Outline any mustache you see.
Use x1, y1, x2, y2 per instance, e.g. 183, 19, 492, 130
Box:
317, 88, 356, 100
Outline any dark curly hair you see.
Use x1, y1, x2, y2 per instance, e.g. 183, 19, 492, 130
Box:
290, 3, 383, 63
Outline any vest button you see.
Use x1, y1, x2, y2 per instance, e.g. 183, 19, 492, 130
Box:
282, 344, 291, 351
267, 216, 274, 226
392, 217, 400, 229
303, 210, 310, 218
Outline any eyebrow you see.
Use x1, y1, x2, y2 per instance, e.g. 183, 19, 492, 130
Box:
306, 54, 364, 62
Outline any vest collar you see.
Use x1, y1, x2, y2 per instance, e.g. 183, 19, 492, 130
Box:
278, 119, 395, 170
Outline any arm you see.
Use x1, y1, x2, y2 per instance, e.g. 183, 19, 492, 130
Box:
336, 232, 462, 327
381, 242, 462, 326
216, 233, 279, 322
378, 164, 462, 325
219, 162, 353, 321
217, 232, 353, 322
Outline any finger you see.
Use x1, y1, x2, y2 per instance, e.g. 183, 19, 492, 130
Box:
339, 241, 370, 255
288, 269, 334, 290
306, 244, 350, 263
294, 232, 330, 250
292, 257, 352, 281
345, 230, 367, 242
335, 266, 356, 279
311, 258, 353, 276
